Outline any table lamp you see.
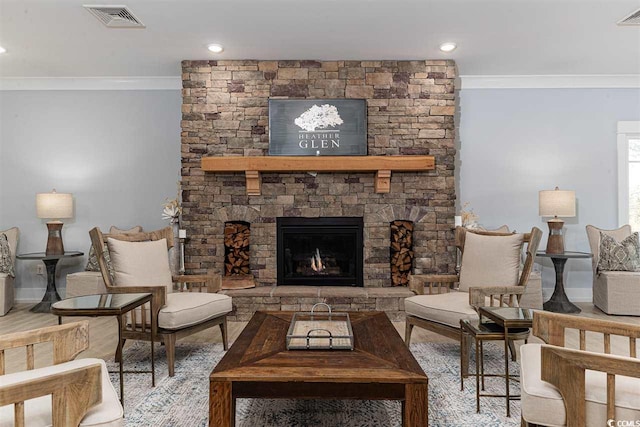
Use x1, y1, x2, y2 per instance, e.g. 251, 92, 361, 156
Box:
36, 189, 73, 255
539, 187, 575, 254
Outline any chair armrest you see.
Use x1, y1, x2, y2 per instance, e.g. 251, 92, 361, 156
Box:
468, 285, 525, 308
0, 363, 102, 427
540, 345, 640, 427
409, 274, 458, 295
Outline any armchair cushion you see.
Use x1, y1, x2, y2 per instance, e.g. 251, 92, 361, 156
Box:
0, 358, 123, 427
159, 292, 232, 330
593, 271, 640, 315
520, 343, 640, 427
586, 225, 632, 272
107, 238, 173, 293
458, 232, 524, 292
86, 225, 143, 272
405, 292, 490, 328
0, 234, 15, 278
597, 231, 640, 272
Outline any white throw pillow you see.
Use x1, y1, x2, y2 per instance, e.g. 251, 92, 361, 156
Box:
458, 232, 524, 292
107, 238, 172, 292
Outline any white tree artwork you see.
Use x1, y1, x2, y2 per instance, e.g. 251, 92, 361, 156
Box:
294, 104, 344, 132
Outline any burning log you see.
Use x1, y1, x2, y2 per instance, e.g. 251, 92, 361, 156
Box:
390, 220, 414, 287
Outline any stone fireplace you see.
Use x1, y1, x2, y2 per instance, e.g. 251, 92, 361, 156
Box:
277, 217, 363, 287
180, 59, 457, 297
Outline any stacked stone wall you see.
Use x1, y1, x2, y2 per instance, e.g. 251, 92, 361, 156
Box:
181, 60, 457, 287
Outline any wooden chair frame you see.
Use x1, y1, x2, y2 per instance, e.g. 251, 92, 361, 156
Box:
0, 321, 103, 427
405, 226, 543, 345
523, 311, 640, 427
89, 226, 228, 377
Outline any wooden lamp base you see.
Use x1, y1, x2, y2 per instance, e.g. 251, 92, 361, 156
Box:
45, 222, 65, 255
545, 219, 564, 254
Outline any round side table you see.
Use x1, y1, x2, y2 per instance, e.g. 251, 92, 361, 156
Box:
536, 251, 592, 313
17, 251, 83, 312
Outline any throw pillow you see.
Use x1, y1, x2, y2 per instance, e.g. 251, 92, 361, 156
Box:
0, 233, 15, 278
107, 238, 172, 292
459, 232, 524, 292
85, 225, 143, 271
597, 231, 640, 272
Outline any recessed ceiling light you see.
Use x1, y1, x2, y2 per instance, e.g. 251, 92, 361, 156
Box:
0, 46, 6, 54
439, 42, 457, 53
207, 44, 224, 53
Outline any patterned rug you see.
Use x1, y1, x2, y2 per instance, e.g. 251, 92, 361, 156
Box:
109, 341, 521, 426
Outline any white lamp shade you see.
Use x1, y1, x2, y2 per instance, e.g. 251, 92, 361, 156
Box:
36, 191, 73, 219
539, 189, 575, 217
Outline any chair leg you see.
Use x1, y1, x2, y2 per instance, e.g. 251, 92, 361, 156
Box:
114, 339, 126, 363
165, 334, 176, 377
405, 320, 414, 346
508, 339, 517, 362
220, 317, 229, 351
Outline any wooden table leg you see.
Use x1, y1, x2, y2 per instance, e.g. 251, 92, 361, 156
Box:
209, 380, 233, 427
116, 315, 124, 408
504, 326, 510, 417
403, 383, 428, 427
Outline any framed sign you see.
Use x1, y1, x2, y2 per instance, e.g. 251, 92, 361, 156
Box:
268, 99, 367, 156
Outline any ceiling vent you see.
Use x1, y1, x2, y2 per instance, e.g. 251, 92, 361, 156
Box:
83, 5, 145, 28
618, 8, 640, 25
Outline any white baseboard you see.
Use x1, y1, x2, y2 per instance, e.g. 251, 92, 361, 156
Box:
542, 287, 592, 302
15, 288, 65, 303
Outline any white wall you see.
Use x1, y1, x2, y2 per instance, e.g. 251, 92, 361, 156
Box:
0, 90, 181, 300
458, 88, 640, 301
2, 86, 639, 303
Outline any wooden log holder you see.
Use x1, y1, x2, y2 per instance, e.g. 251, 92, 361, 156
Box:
201, 156, 435, 196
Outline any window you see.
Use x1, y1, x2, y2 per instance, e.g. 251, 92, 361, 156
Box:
618, 121, 640, 229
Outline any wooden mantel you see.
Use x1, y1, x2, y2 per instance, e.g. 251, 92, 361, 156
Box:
201, 156, 435, 196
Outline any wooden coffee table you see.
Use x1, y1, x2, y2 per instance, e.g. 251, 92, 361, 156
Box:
209, 311, 428, 426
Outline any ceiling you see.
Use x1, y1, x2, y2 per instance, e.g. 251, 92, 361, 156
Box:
0, 0, 639, 78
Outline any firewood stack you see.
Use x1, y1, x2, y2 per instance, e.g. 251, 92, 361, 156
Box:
390, 220, 414, 286
224, 222, 250, 276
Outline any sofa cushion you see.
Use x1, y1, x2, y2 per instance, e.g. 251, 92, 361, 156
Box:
520, 343, 640, 427
0, 358, 123, 427
0, 233, 15, 278
586, 225, 632, 271
107, 238, 172, 293
158, 292, 232, 330
459, 232, 524, 292
405, 292, 482, 328
597, 232, 640, 272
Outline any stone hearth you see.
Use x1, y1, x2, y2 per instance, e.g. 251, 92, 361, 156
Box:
220, 286, 414, 321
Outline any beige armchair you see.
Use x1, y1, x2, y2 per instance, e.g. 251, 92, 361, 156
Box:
586, 224, 640, 315
0, 227, 18, 316
404, 226, 542, 373
520, 311, 640, 427
0, 321, 123, 426
89, 226, 232, 377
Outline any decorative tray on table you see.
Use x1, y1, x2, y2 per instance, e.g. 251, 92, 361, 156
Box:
286, 303, 354, 350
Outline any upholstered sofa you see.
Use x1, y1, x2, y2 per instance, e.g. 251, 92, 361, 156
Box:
586, 224, 640, 316
0, 227, 19, 316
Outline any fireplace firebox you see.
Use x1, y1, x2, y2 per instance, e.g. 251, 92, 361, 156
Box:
277, 217, 363, 286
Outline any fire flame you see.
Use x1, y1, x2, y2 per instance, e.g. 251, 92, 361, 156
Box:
310, 248, 324, 272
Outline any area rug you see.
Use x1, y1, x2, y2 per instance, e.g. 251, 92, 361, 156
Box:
109, 342, 521, 426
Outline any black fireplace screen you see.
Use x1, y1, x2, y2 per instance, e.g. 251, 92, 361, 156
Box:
277, 217, 363, 286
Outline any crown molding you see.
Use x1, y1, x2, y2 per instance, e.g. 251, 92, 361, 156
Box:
0, 76, 182, 91
458, 74, 640, 89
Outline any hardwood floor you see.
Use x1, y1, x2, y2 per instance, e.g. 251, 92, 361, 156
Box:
1, 302, 638, 375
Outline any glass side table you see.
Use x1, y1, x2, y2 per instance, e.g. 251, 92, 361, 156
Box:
16, 251, 83, 312
470, 306, 533, 417
51, 292, 155, 408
